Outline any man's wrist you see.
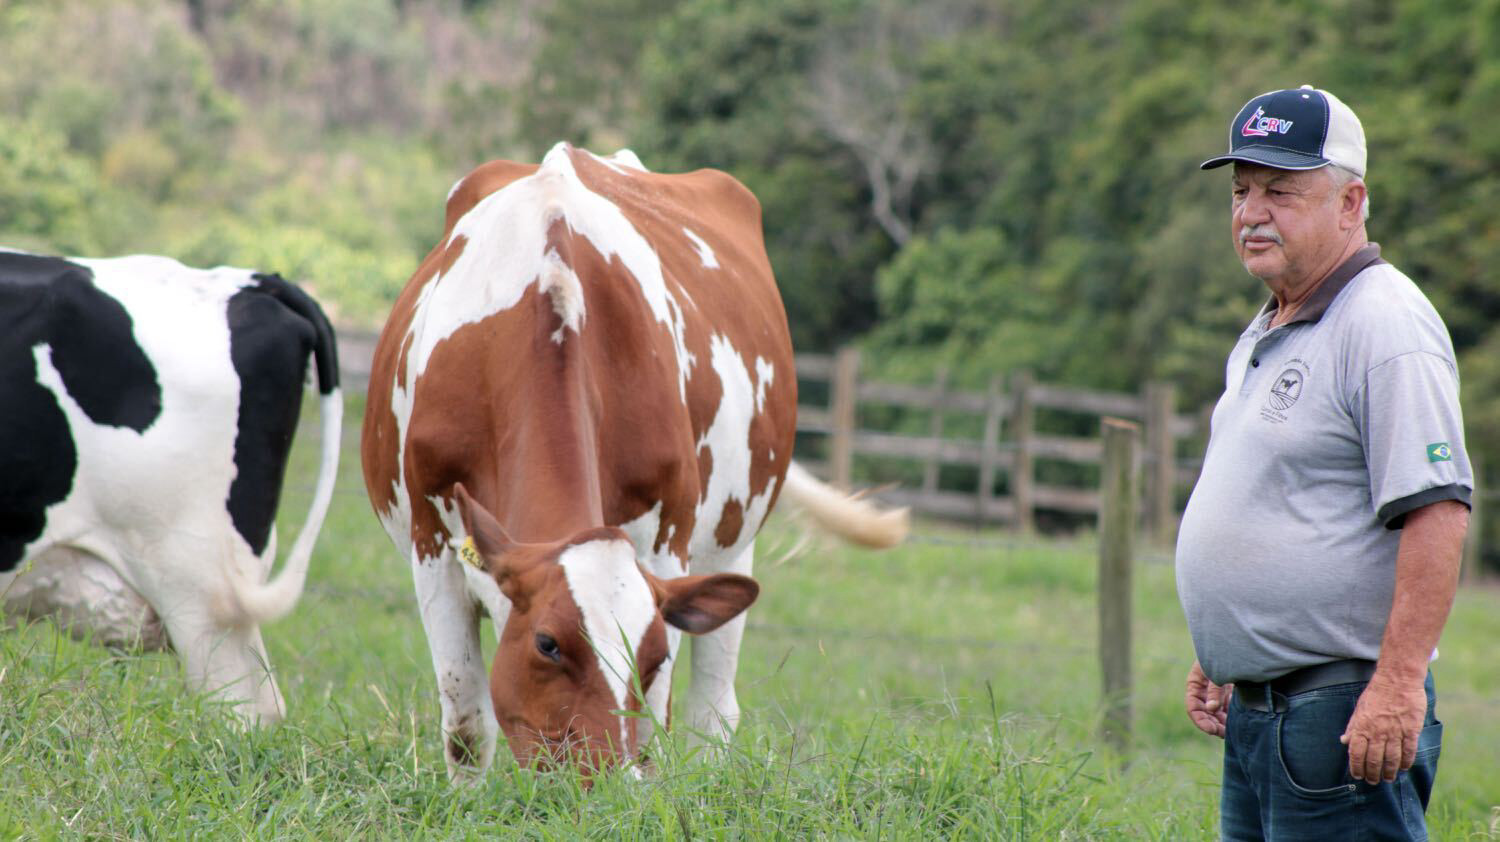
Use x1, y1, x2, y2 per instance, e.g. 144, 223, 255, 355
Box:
1371, 658, 1427, 688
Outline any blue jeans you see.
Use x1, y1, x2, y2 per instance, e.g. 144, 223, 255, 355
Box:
1221, 672, 1442, 841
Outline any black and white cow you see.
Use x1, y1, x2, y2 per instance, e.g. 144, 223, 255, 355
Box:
0, 250, 341, 722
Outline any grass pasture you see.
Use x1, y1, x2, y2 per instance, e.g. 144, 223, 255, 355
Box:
2, 396, 1497, 839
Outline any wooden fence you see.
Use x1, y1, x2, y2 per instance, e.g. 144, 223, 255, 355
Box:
335, 331, 1490, 564
794, 348, 1207, 542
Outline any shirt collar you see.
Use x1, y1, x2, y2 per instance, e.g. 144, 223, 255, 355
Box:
1256, 243, 1385, 327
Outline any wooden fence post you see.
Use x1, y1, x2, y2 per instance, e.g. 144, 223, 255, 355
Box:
923, 367, 950, 497
1144, 381, 1177, 545
1099, 417, 1139, 757
1010, 370, 1035, 534
829, 346, 861, 490
1463, 451, 1483, 584
977, 375, 1004, 526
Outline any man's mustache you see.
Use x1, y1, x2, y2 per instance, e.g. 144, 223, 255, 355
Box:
1240, 225, 1283, 245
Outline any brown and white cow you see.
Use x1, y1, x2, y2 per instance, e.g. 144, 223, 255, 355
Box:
361, 143, 904, 780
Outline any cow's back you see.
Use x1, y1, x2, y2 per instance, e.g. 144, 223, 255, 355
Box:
0, 252, 163, 570
362, 145, 796, 574
3, 253, 322, 573
565, 152, 796, 569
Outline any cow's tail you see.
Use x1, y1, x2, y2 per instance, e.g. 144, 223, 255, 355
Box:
228, 275, 343, 625
778, 460, 909, 549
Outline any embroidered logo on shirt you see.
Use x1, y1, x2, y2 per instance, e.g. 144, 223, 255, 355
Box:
1267, 369, 1304, 410
1260, 359, 1310, 424
1427, 442, 1453, 462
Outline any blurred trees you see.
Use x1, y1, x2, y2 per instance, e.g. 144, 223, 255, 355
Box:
513, 0, 681, 153
0, 0, 500, 322
637, 0, 908, 349
0, 0, 1496, 476
632, 0, 1500, 471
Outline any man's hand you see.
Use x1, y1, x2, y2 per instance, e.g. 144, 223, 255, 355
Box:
1186, 660, 1233, 738
1340, 500, 1464, 786
1341, 673, 1427, 784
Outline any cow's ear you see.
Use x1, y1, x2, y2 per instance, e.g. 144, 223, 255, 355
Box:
649, 572, 760, 635
452, 483, 535, 608
453, 483, 516, 560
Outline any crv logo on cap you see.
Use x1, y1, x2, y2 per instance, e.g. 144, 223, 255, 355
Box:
1241, 107, 1294, 137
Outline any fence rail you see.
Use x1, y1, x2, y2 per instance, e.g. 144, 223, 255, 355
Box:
795, 347, 1204, 542
334, 330, 1490, 563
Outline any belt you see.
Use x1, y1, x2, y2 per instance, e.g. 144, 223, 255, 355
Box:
1234, 659, 1377, 712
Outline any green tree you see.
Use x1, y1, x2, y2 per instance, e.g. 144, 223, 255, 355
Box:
636, 0, 894, 350
0, 117, 145, 255
513, 0, 686, 155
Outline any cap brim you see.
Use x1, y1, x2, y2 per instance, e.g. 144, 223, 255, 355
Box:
1200, 145, 1330, 171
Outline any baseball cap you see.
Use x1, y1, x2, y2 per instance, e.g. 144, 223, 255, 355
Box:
1200, 85, 1366, 177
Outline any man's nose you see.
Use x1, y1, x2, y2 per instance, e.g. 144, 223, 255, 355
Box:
1237, 190, 1272, 225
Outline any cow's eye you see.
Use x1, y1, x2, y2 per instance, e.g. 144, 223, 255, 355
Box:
639, 661, 661, 689
535, 633, 562, 662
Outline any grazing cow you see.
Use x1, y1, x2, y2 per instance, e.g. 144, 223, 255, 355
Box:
362, 143, 904, 780
0, 250, 342, 723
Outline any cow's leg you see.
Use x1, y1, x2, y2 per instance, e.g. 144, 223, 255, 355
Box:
159, 602, 286, 724
97, 534, 287, 723
682, 539, 753, 745
411, 547, 497, 784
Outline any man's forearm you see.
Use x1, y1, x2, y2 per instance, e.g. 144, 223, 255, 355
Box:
1374, 499, 1468, 683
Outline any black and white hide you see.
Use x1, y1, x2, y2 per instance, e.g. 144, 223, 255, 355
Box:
0, 250, 341, 723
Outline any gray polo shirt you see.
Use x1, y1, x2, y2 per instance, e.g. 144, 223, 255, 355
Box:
1176, 244, 1472, 685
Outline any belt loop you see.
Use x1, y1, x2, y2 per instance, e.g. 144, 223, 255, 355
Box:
1263, 682, 1274, 712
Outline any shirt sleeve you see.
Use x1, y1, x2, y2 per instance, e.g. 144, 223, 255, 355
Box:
1356, 350, 1473, 529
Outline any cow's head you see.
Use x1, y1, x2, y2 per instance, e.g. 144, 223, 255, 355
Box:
452, 484, 758, 773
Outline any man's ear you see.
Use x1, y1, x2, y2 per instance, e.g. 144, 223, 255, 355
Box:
648, 572, 760, 634
452, 482, 531, 609
1339, 179, 1367, 230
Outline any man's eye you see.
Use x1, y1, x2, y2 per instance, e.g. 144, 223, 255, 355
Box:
536, 633, 562, 662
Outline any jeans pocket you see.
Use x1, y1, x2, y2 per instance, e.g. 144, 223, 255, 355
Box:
1416, 719, 1442, 761
1401, 719, 1444, 835
1276, 694, 1359, 799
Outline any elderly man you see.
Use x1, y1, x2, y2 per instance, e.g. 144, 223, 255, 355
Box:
1176, 86, 1471, 840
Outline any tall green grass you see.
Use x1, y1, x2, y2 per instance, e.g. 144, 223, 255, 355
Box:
2, 397, 1495, 839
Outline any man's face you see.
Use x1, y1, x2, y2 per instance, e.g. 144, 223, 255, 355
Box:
1230, 163, 1351, 289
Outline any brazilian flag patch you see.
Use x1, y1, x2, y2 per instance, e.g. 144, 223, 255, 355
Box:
1426, 442, 1453, 463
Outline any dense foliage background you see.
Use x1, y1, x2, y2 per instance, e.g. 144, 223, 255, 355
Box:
3, 0, 1497, 499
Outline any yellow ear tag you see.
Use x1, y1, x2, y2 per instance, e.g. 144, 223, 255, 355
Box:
458, 536, 484, 570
